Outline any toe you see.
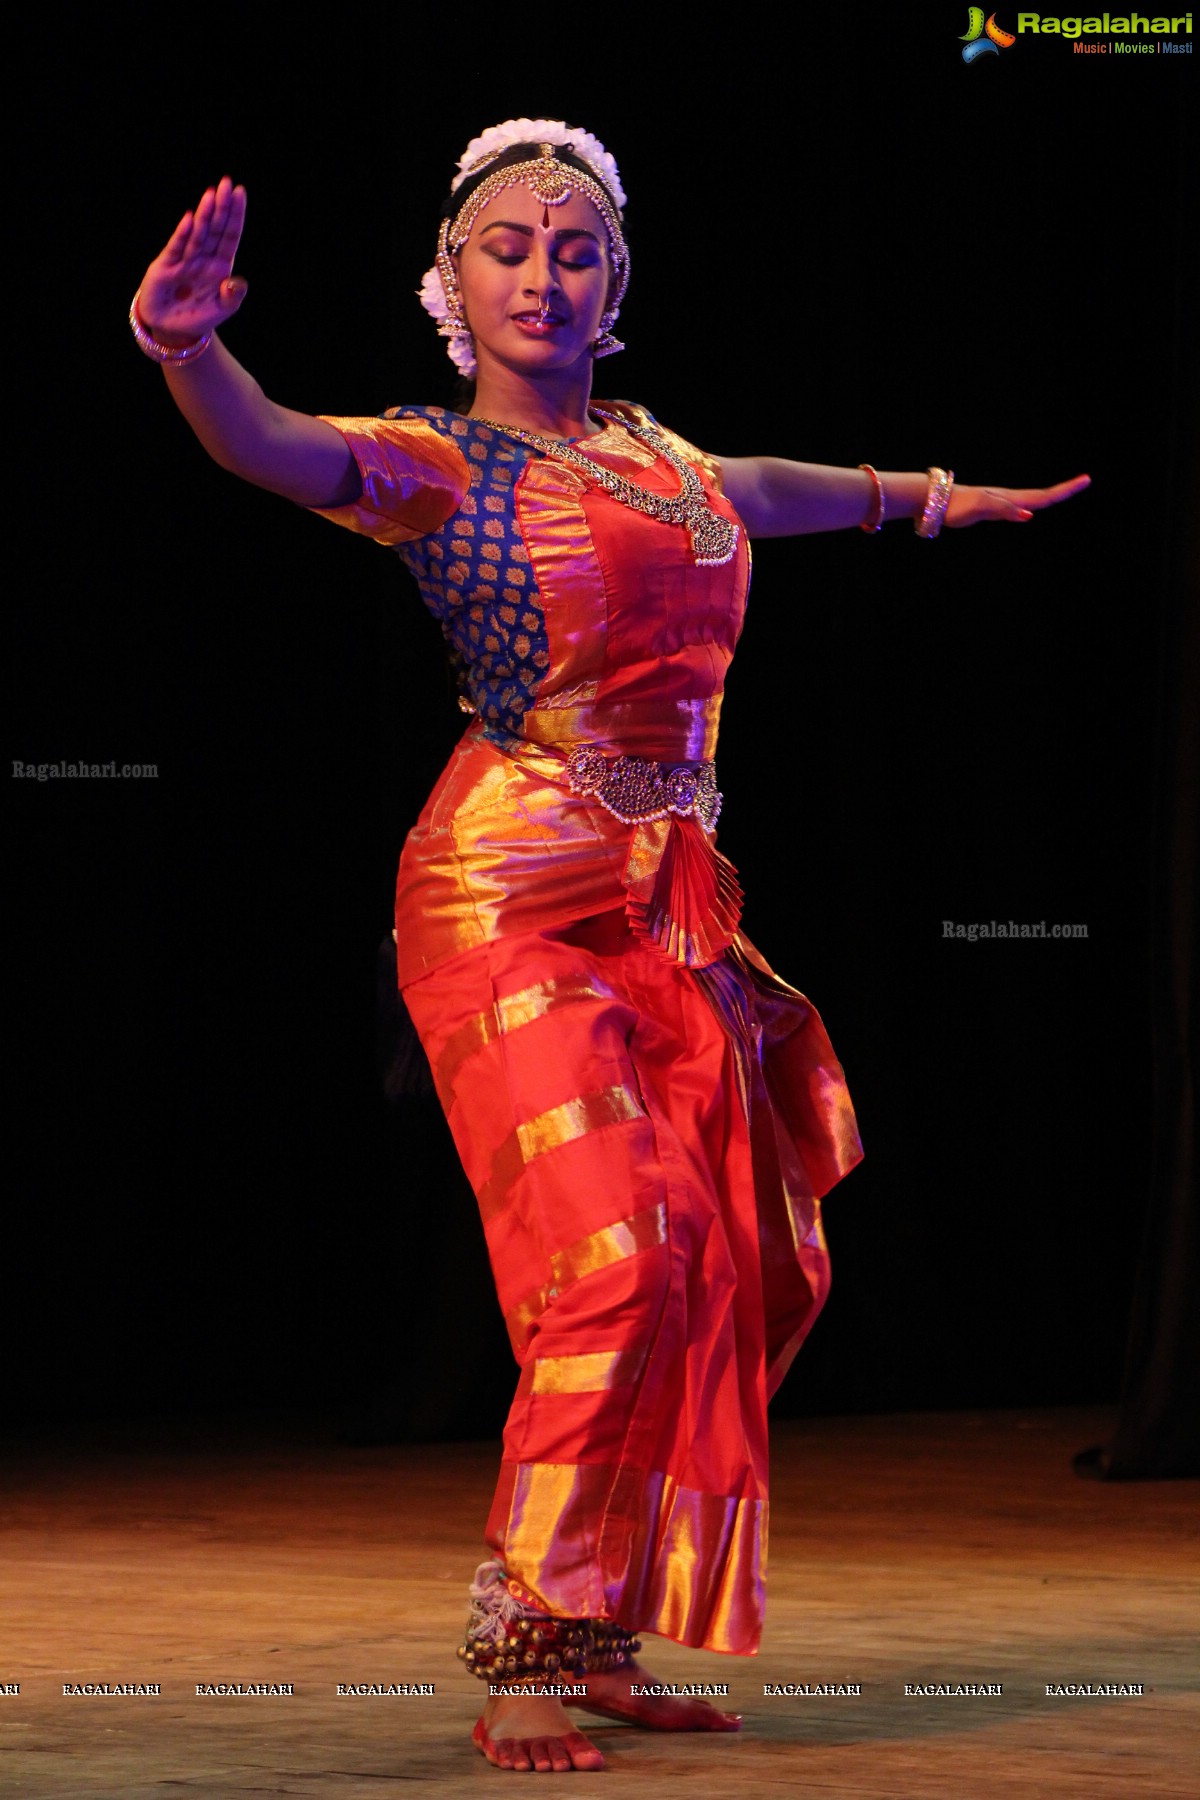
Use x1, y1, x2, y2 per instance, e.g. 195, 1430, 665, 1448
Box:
529, 1736, 555, 1772
564, 1729, 606, 1771
494, 1736, 528, 1770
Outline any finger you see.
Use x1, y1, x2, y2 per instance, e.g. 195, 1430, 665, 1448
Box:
202, 180, 233, 259
1007, 475, 1092, 511
218, 276, 248, 317
979, 489, 1035, 521
204, 177, 230, 251
193, 185, 217, 235
192, 184, 219, 257
210, 175, 238, 242
1037, 473, 1091, 506
214, 183, 247, 269
184, 191, 216, 266
161, 208, 195, 266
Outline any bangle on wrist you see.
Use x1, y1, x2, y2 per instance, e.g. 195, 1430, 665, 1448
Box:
128, 289, 213, 365
915, 467, 954, 538
857, 464, 884, 533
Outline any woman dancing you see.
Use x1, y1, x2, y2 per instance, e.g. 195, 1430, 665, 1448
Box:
131, 118, 1089, 1774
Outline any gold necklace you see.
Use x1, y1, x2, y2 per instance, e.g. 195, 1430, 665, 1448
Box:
468, 408, 739, 568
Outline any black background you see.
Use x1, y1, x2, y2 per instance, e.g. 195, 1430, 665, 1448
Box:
6, 10, 1195, 1435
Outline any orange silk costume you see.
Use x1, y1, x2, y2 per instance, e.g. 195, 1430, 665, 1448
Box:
314, 403, 863, 1655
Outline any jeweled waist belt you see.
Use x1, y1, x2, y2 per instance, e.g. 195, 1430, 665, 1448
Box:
566, 745, 722, 833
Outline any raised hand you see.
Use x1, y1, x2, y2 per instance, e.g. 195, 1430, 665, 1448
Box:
136, 177, 248, 345
945, 473, 1091, 527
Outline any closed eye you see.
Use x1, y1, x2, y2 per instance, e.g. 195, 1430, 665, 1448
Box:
485, 251, 600, 270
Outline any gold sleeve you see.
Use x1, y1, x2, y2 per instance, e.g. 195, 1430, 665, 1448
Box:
310, 415, 472, 545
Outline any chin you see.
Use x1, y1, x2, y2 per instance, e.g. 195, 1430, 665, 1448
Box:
489, 341, 590, 376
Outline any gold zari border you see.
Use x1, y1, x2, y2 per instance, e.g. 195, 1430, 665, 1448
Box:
478, 1085, 646, 1223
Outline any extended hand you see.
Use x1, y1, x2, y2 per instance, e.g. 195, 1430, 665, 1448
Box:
945, 473, 1091, 527
137, 177, 248, 344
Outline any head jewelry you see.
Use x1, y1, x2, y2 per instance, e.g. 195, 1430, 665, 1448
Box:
418, 119, 629, 378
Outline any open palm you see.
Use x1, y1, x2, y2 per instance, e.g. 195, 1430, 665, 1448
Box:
138, 177, 248, 340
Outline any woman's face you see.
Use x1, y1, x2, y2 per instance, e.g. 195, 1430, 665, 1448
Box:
455, 181, 614, 376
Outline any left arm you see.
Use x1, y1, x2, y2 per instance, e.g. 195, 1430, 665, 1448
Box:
717, 457, 1090, 537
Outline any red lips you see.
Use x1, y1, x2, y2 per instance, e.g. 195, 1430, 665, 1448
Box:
512, 309, 568, 327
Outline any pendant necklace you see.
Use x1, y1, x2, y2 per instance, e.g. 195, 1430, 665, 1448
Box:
467, 408, 739, 568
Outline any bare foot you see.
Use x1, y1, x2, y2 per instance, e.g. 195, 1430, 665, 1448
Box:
473, 1688, 606, 1772
568, 1658, 742, 1731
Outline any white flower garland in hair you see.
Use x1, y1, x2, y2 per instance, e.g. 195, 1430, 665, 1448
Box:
416, 263, 476, 377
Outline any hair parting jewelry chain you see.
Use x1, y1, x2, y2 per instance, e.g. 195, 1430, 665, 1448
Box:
467, 409, 739, 567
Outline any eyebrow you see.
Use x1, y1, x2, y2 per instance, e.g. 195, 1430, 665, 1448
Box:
479, 220, 601, 244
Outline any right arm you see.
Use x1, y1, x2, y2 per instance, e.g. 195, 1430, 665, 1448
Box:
137, 178, 360, 509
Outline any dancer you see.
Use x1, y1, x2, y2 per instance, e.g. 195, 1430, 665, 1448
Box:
130, 120, 1089, 1773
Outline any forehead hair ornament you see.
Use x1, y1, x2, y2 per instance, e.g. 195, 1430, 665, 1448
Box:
417, 119, 630, 378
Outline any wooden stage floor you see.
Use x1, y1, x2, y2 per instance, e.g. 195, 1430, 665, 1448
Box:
1, 1406, 1196, 1798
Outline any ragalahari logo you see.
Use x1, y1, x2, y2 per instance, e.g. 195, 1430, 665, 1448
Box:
961, 7, 1017, 58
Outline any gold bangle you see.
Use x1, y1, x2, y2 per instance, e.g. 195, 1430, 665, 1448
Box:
128, 290, 213, 365
916, 467, 954, 539
857, 463, 884, 533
